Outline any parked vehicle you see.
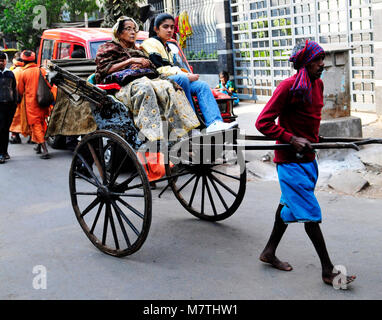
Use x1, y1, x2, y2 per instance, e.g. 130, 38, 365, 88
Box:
38, 28, 112, 64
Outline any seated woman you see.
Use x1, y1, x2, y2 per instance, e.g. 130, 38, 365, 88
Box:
141, 13, 238, 133
216, 71, 240, 106
95, 16, 200, 142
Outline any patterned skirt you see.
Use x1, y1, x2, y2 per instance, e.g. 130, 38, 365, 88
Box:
116, 76, 200, 141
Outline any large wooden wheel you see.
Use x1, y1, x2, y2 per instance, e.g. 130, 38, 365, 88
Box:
165, 132, 246, 221
69, 130, 152, 257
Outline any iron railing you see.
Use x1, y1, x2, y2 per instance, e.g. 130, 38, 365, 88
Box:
147, 0, 218, 61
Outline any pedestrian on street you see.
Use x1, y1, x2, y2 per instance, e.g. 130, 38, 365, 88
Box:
0, 51, 18, 163
255, 40, 356, 288
9, 52, 26, 144
215, 70, 240, 106
9, 52, 21, 71
18, 50, 50, 159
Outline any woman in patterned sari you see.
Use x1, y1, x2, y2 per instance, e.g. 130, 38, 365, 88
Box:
95, 16, 199, 142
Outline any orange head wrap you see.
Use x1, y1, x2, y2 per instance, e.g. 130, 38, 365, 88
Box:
20, 50, 36, 62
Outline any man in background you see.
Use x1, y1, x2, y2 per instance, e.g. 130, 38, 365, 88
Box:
0, 51, 17, 163
9, 52, 25, 144
18, 50, 50, 159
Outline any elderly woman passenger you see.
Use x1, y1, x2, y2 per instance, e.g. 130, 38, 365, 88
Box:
95, 16, 200, 142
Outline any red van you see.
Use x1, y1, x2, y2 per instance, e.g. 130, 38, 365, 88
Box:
38, 28, 113, 64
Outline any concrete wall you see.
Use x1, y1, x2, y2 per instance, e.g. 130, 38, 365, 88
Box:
319, 47, 362, 137
319, 117, 362, 138
321, 47, 351, 120
373, 0, 382, 115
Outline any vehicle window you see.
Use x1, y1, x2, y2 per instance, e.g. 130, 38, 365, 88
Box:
41, 39, 54, 62
90, 41, 108, 59
58, 42, 71, 59
71, 45, 86, 58
167, 42, 191, 72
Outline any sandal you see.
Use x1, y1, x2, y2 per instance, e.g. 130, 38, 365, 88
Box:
34, 145, 42, 154
9, 136, 21, 144
40, 153, 51, 159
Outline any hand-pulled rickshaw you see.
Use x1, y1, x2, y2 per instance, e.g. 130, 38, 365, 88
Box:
45, 60, 382, 257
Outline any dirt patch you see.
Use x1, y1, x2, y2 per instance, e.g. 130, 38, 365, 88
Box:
361, 117, 382, 138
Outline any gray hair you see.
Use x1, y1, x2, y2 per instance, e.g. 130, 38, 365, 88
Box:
116, 16, 139, 34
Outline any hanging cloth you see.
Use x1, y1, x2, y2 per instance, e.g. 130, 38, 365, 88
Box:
178, 11, 193, 49
173, 16, 179, 40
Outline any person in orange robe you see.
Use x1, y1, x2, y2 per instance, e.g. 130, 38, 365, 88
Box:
18, 50, 51, 159
9, 53, 25, 144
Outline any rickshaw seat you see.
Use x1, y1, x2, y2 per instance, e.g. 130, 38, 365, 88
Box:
87, 73, 121, 92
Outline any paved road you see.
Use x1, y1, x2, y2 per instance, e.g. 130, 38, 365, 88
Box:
1, 135, 382, 300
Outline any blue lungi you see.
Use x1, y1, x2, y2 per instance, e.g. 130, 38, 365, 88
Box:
277, 160, 322, 223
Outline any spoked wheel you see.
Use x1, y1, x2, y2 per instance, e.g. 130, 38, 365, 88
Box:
165, 144, 246, 221
69, 130, 152, 257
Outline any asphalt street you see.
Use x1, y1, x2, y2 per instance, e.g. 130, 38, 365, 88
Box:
1, 129, 382, 300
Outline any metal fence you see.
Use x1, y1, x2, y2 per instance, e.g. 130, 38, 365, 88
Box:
147, 0, 218, 61
231, 0, 375, 111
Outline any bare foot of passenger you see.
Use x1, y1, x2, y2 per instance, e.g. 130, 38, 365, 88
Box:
259, 252, 293, 271
322, 271, 356, 288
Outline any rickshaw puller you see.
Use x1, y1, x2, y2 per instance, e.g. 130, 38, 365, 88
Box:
255, 40, 356, 288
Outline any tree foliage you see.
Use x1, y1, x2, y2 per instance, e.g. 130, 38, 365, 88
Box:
0, 0, 101, 51
64, 0, 99, 22
0, 0, 144, 51
100, 0, 142, 28
0, 0, 65, 50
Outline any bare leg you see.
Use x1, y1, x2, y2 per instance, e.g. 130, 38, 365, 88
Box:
259, 204, 293, 271
304, 222, 356, 286
34, 144, 42, 154
40, 142, 50, 159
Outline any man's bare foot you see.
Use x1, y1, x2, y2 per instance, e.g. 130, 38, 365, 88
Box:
322, 271, 356, 288
259, 252, 293, 271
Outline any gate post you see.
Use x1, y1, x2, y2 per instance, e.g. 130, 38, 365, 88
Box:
214, 0, 234, 76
